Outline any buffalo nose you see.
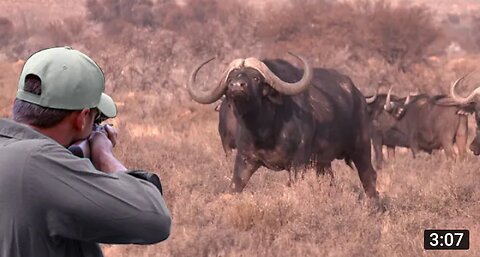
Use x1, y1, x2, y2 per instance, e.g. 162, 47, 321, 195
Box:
229, 81, 247, 95
231, 81, 246, 89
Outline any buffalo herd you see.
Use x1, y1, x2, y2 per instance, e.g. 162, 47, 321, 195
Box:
187, 53, 479, 198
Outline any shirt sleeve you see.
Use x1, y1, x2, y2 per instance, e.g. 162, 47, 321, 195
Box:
26, 140, 171, 244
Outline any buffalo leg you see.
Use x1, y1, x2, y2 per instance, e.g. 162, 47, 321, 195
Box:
442, 141, 456, 160
409, 141, 418, 158
316, 163, 334, 187
455, 116, 468, 159
386, 147, 395, 160
287, 170, 294, 187
408, 132, 419, 158
230, 154, 260, 193
410, 149, 417, 158
372, 137, 384, 169
352, 154, 378, 199
293, 167, 307, 181
316, 163, 334, 179
289, 166, 307, 186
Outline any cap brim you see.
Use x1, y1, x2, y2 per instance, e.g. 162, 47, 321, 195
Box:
97, 93, 117, 118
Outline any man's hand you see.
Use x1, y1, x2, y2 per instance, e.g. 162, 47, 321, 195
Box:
102, 124, 118, 147
90, 124, 115, 154
89, 124, 127, 173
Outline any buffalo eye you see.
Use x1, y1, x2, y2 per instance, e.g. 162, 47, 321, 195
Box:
253, 77, 259, 82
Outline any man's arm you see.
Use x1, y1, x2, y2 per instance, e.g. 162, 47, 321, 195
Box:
89, 124, 127, 173
28, 142, 171, 244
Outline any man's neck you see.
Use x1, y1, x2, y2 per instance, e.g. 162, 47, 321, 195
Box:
29, 123, 74, 147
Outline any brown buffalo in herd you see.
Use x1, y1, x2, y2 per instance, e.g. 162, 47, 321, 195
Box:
365, 90, 412, 168
366, 85, 470, 168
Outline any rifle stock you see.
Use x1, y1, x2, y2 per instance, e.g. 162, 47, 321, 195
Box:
68, 117, 110, 158
68, 140, 91, 158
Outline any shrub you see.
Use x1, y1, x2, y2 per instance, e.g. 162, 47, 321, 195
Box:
86, 0, 156, 33
354, 1, 441, 72
0, 17, 14, 46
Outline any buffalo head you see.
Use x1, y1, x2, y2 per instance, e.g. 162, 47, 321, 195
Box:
187, 53, 313, 110
383, 87, 414, 119
366, 87, 411, 122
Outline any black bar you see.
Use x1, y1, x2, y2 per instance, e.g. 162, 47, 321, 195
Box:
424, 229, 469, 250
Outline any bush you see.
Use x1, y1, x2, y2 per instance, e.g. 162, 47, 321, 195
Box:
0, 17, 14, 46
80, 0, 446, 100
471, 15, 480, 51
86, 0, 155, 34
354, 1, 441, 72
251, 0, 441, 76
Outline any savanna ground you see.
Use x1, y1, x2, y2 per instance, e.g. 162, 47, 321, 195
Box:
1, 0, 480, 256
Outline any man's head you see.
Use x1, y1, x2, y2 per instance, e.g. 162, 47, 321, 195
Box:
12, 46, 117, 144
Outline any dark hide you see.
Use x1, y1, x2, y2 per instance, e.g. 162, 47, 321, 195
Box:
386, 95, 468, 160
366, 93, 409, 168
219, 59, 378, 198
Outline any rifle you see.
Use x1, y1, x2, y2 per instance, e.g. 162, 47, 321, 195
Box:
68, 116, 165, 195
68, 114, 111, 158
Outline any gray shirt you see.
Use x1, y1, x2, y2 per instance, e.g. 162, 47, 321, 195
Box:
0, 119, 171, 257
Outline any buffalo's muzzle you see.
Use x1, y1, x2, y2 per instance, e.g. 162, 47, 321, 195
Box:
228, 81, 247, 98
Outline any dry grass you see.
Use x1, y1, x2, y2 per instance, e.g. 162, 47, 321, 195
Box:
1, 0, 480, 256
101, 100, 480, 257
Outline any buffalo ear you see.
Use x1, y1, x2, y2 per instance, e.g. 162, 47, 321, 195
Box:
267, 91, 283, 104
263, 86, 283, 104
457, 102, 476, 115
262, 85, 271, 96
394, 107, 406, 119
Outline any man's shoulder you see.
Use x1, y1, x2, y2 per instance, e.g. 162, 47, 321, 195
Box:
1, 137, 74, 173
3, 137, 62, 153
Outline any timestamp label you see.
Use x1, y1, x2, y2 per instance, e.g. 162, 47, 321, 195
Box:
424, 229, 469, 250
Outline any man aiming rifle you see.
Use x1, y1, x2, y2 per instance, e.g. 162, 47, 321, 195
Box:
0, 46, 171, 257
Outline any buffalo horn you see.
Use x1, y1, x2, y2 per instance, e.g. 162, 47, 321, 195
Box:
244, 52, 313, 95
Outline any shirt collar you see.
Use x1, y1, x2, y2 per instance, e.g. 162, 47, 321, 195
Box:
0, 118, 51, 140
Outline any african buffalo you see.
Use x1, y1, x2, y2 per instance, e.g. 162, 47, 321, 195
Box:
379, 87, 468, 160
440, 76, 480, 155
188, 53, 378, 198
365, 89, 412, 168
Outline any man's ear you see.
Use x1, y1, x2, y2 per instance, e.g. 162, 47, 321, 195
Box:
71, 108, 90, 131
262, 86, 283, 105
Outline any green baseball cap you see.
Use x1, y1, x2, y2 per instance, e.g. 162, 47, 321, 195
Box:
16, 46, 117, 118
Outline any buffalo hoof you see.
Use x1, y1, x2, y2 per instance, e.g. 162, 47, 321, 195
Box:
286, 180, 292, 187
228, 182, 244, 194
368, 194, 387, 213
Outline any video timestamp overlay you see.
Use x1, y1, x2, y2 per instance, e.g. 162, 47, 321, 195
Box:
424, 230, 469, 250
